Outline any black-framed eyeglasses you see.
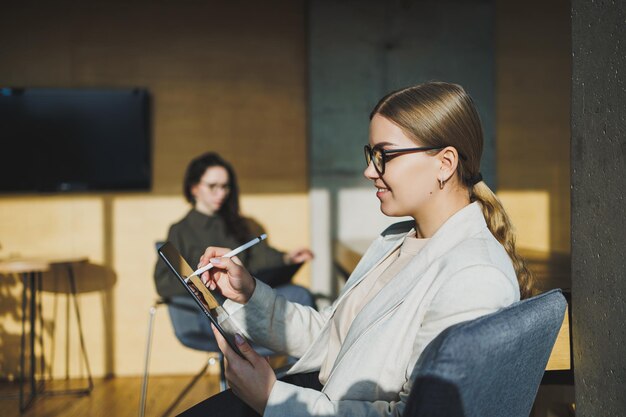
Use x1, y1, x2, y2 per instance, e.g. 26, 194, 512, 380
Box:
364, 144, 445, 175
200, 182, 231, 193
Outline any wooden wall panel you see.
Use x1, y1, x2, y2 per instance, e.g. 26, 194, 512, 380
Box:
0, 0, 307, 194
0, 1, 309, 378
495, 0, 571, 253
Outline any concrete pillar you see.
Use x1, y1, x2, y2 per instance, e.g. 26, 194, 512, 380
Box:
571, 1, 626, 415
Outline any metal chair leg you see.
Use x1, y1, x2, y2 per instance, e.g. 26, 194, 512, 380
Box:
139, 303, 159, 417
139, 299, 227, 417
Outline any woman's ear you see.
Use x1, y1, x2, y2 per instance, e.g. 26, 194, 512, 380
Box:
190, 183, 200, 200
438, 146, 460, 182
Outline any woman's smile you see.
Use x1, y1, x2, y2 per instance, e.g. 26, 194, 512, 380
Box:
375, 184, 390, 199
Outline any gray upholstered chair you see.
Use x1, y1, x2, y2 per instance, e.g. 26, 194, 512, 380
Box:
404, 289, 567, 417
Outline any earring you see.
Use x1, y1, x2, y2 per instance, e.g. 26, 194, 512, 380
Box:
438, 177, 445, 190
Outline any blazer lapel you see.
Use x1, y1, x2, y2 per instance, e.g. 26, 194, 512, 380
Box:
287, 225, 411, 374
329, 250, 431, 373
333, 227, 410, 309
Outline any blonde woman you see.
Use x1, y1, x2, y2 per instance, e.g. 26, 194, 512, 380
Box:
182, 82, 534, 417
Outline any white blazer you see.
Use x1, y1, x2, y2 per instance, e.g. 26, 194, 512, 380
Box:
224, 202, 520, 417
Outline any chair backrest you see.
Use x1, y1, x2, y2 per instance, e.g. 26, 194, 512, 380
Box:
403, 289, 567, 417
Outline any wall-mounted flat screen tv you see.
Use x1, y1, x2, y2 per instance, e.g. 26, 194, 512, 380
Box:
0, 88, 151, 193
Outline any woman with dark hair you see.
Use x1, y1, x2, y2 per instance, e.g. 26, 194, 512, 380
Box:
182, 152, 251, 244
184, 82, 533, 417
154, 152, 314, 348
155, 152, 313, 299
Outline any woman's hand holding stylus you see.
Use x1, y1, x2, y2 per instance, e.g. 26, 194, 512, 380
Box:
198, 246, 256, 304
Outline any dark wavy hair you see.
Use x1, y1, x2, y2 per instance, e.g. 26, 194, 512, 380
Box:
183, 152, 250, 243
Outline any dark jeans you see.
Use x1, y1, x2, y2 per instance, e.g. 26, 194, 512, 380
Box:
178, 372, 323, 417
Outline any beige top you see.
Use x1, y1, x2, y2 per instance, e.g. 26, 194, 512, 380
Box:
319, 231, 429, 384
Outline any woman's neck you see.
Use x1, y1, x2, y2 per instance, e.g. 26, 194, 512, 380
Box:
194, 204, 216, 216
413, 191, 470, 238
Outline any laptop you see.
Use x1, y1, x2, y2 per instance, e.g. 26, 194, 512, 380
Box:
254, 261, 303, 288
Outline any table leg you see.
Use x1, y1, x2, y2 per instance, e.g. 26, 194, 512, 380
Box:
18, 272, 37, 412
29, 272, 36, 398
64, 264, 93, 393
19, 272, 27, 411
32, 264, 93, 398
65, 281, 70, 380
38, 271, 45, 390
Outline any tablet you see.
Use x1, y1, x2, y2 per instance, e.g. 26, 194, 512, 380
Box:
157, 241, 245, 358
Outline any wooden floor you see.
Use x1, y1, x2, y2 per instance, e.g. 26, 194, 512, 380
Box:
0, 374, 576, 417
0, 374, 221, 417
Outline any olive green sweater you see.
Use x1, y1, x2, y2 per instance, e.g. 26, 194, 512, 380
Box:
154, 209, 286, 298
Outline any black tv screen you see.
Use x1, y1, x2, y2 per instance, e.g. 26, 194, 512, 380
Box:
0, 88, 151, 193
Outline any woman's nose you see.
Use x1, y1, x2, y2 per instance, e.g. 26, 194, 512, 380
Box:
363, 160, 379, 180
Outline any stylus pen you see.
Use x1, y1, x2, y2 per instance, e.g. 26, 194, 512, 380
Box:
185, 234, 268, 282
